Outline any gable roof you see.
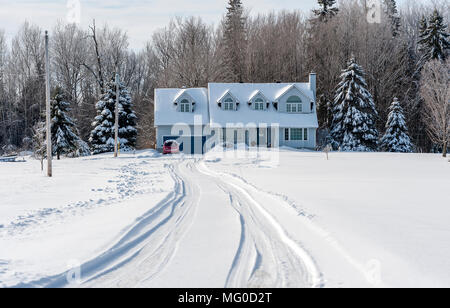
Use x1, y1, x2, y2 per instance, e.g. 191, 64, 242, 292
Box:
173, 89, 193, 103
274, 84, 314, 102
154, 88, 209, 126
249, 90, 270, 102
208, 83, 318, 128
217, 90, 240, 103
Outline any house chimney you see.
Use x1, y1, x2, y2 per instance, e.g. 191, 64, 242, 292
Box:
309, 72, 316, 99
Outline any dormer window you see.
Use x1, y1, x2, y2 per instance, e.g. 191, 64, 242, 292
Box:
248, 91, 269, 111
286, 96, 303, 113
254, 98, 265, 111
223, 98, 235, 111
218, 90, 239, 111
180, 99, 191, 113
174, 90, 195, 112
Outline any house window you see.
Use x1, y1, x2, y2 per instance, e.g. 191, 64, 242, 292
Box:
304, 128, 308, 141
285, 128, 290, 141
224, 102, 235, 110
180, 99, 190, 113
254, 98, 265, 110
286, 96, 302, 113
290, 128, 303, 141
224, 98, 234, 111
287, 103, 302, 113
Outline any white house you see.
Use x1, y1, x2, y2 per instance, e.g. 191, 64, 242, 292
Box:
154, 74, 318, 154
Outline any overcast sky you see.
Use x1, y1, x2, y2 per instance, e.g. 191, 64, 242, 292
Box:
0, 0, 431, 50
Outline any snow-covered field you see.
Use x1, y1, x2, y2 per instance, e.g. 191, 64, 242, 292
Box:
0, 149, 449, 288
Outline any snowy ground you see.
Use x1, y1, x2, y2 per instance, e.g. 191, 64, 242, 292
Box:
0, 148, 449, 288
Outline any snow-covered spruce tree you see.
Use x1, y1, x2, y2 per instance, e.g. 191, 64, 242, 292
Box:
380, 98, 414, 153
89, 78, 137, 155
313, 0, 339, 22
330, 58, 379, 152
51, 89, 90, 160
418, 10, 450, 64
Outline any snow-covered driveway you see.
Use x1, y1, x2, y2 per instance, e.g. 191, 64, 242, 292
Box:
145, 160, 321, 288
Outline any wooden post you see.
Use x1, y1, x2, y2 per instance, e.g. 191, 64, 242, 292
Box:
45, 31, 52, 177
114, 72, 119, 158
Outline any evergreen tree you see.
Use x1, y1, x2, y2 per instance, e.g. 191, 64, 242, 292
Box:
380, 98, 414, 153
418, 10, 450, 63
313, 0, 339, 22
223, 0, 247, 82
384, 0, 401, 37
330, 58, 379, 152
89, 77, 137, 155
51, 89, 90, 159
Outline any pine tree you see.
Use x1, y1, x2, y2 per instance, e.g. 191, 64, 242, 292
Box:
330, 58, 379, 152
313, 0, 339, 22
89, 77, 137, 155
51, 89, 90, 159
380, 98, 414, 153
384, 0, 401, 37
223, 0, 247, 82
418, 10, 450, 63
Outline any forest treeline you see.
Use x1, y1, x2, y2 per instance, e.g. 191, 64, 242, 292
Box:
0, 0, 448, 155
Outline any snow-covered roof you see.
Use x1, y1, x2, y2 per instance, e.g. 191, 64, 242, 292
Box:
173, 89, 192, 103
217, 90, 240, 103
249, 90, 270, 102
155, 88, 209, 126
208, 83, 318, 128
274, 84, 313, 102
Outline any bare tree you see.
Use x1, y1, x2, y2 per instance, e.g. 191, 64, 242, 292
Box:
246, 11, 308, 83
9, 22, 45, 147
152, 17, 219, 88
0, 30, 8, 148
52, 22, 86, 105
420, 59, 449, 157
84, 20, 105, 91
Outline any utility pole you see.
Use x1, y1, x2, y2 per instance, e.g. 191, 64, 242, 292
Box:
114, 71, 120, 158
45, 31, 52, 177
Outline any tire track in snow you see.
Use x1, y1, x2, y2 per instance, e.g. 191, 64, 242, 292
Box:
11, 161, 200, 288
196, 162, 324, 288
200, 161, 389, 288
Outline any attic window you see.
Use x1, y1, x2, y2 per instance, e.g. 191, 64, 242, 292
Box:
180, 99, 191, 113
223, 97, 235, 111
254, 98, 265, 111
286, 96, 303, 113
